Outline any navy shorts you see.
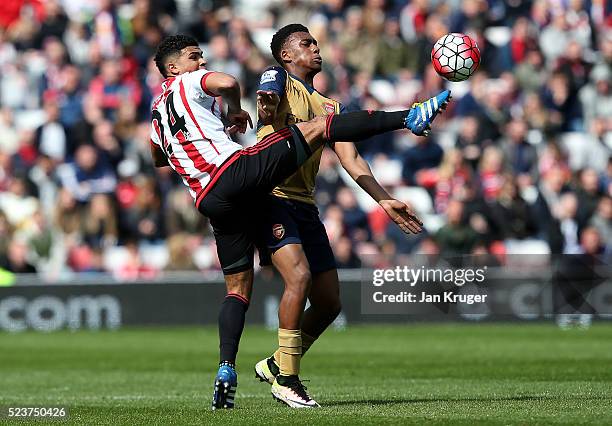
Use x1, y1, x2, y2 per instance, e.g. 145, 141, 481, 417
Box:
198, 126, 312, 275
259, 196, 336, 275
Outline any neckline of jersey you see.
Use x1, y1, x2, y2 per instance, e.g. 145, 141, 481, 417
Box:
287, 71, 318, 95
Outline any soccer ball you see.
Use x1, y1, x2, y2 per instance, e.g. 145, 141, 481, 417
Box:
431, 33, 480, 82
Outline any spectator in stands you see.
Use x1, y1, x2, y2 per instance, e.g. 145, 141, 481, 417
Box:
0, 176, 38, 228
338, 7, 378, 75
553, 191, 582, 254
509, 17, 537, 65
538, 140, 571, 181
542, 71, 582, 132
454, 115, 485, 170
336, 187, 371, 242
121, 176, 164, 242
575, 168, 603, 226
539, 14, 570, 64
334, 236, 362, 268
555, 40, 592, 93
579, 64, 611, 130
57, 65, 85, 147
522, 92, 552, 133
34, 0, 68, 49
82, 193, 118, 249
489, 177, 536, 240
435, 199, 479, 257
514, 48, 547, 93
479, 146, 506, 202
374, 18, 416, 78
53, 188, 82, 238
88, 59, 141, 120
532, 167, 570, 244
0, 238, 36, 273
34, 97, 66, 162
0, 211, 12, 259
589, 196, 611, 250
401, 135, 443, 187
501, 118, 537, 182
206, 34, 242, 80
435, 148, 472, 214
29, 154, 59, 217
58, 144, 117, 203
165, 233, 199, 271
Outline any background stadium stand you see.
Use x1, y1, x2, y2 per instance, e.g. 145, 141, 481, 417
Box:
0, 0, 609, 281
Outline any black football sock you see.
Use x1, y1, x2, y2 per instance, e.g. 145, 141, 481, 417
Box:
324, 110, 409, 142
218, 293, 249, 364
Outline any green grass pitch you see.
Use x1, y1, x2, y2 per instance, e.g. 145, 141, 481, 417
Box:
2, 324, 612, 425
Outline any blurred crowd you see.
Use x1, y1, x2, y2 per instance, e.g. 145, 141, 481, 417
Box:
0, 0, 610, 281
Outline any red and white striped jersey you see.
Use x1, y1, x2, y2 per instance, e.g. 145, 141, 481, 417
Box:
150, 69, 242, 202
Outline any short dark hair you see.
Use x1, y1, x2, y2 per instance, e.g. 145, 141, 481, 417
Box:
154, 34, 199, 77
270, 24, 309, 66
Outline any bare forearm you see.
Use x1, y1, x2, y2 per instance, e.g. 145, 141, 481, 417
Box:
335, 141, 392, 203
206, 72, 242, 112
217, 82, 241, 112
344, 158, 391, 202
355, 174, 391, 203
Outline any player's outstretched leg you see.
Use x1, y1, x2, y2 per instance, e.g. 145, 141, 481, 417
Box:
405, 90, 452, 136
296, 89, 452, 151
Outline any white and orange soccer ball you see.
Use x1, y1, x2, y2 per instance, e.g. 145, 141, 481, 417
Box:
431, 33, 481, 82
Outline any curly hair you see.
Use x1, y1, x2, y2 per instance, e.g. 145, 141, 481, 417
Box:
270, 24, 310, 66
154, 34, 199, 77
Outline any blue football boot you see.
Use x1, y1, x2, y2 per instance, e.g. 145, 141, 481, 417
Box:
405, 90, 452, 137
212, 362, 237, 410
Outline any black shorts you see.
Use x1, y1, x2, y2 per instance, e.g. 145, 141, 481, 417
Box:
258, 196, 336, 275
197, 125, 311, 275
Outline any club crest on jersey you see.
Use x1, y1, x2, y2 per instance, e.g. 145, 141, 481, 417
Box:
272, 224, 285, 240
323, 102, 336, 115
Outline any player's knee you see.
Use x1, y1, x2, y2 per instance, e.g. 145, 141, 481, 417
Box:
322, 297, 342, 321
225, 270, 253, 299
309, 115, 326, 126
286, 267, 312, 294
296, 116, 326, 144
330, 299, 342, 319
309, 292, 341, 320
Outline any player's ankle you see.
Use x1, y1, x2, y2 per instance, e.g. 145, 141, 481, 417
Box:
219, 360, 235, 369
276, 374, 299, 385
267, 355, 280, 375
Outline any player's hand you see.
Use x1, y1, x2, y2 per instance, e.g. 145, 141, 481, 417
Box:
226, 108, 253, 135
379, 199, 423, 234
257, 90, 280, 124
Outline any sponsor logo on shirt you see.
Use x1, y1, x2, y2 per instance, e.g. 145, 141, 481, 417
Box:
260, 70, 278, 84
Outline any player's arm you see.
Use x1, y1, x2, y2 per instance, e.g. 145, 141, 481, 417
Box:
150, 140, 169, 167
333, 141, 423, 234
256, 67, 286, 125
201, 71, 252, 133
